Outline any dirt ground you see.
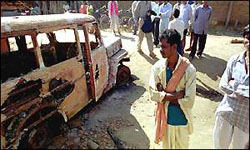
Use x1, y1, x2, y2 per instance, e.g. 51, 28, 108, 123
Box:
46, 27, 244, 149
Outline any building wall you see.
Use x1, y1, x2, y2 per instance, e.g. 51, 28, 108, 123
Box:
208, 1, 249, 27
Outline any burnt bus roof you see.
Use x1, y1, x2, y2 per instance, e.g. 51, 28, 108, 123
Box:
1, 13, 96, 35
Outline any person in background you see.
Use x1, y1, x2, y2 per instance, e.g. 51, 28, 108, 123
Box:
87, 2, 94, 16
149, 29, 196, 149
64, 3, 70, 13
131, 0, 138, 35
179, 1, 192, 52
152, 1, 163, 47
80, 2, 88, 14
172, 1, 181, 17
31, 2, 40, 15
213, 24, 249, 149
134, 1, 156, 58
186, 1, 201, 51
159, 1, 172, 37
168, 9, 185, 56
189, 1, 212, 59
108, 0, 121, 35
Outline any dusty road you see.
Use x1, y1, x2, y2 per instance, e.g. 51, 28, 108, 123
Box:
47, 28, 244, 149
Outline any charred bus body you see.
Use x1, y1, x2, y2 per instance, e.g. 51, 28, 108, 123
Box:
1, 14, 130, 149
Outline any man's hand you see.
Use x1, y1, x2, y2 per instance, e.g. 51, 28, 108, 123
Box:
171, 99, 179, 104
136, 21, 139, 27
177, 90, 185, 99
228, 78, 236, 87
162, 89, 185, 103
235, 93, 249, 100
157, 83, 164, 91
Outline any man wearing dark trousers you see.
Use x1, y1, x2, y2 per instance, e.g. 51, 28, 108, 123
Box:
152, 1, 162, 47
189, 1, 212, 59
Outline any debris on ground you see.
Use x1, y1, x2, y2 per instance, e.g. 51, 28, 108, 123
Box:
231, 39, 243, 43
48, 116, 134, 149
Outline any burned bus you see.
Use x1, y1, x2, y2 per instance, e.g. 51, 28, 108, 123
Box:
1, 13, 130, 149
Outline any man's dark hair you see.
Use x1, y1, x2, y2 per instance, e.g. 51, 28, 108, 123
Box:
173, 9, 180, 18
159, 29, 181, 46
243, 24, 249, 37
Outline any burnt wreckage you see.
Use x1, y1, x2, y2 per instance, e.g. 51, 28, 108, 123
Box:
1, 14, 131, 149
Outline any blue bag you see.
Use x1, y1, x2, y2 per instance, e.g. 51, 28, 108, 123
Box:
141, 15, 153, 33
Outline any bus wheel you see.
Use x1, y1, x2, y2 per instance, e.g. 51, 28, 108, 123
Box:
116, 64, 131, 87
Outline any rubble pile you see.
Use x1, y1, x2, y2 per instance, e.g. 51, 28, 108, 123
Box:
47, 116, 134, 149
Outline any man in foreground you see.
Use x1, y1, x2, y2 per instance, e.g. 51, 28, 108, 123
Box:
213, 24, 249, 149
149, 29, 196, 149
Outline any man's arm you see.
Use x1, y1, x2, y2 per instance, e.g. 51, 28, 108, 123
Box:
194, 7, 199, 22
208, 7, 212, 21
178, 65, 196, 109
219, 57, 236, 95
134, 1, 141, 22
162, 90, 185, 103
219, 55, 249, 100
160, 5, 172, 19
188, 5, 192, 22
132, 2, 136, 15
149, 66, 166, 103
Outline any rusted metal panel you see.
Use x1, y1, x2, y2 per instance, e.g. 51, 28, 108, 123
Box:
82, 25, 96, 100
31, 33, 45, 68
1, 1, 34, 11
1, 57, 90, 148
104, 49, 129, 93
1, 14, 95, 34
103, 37, 122, 58
91, 46, 109, 101
1, 38, 10, 53
1, 30, 36, 38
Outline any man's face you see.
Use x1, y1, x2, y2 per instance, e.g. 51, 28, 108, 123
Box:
203, 1, 208, 6
181, 1, 187, 5
244, 33, 249, 51
159, 39, 176, 59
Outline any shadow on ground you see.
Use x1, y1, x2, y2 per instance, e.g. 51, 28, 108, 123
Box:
63, 75, 150, 149
196, 78, 223, 102
139, 52, 159, 65
184, 53, 227, 81
116, 34, 135, 42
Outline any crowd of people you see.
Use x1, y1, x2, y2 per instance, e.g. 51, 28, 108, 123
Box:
131, 1, 212, 60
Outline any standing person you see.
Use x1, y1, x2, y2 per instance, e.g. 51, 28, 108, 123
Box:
179, 1, 192, 51
87, 3, 94, 16
189, 1, 212, 59
131, 0, 138, 35
31, 2, 40, 15
134, 1, 156, 58
152, 1, 163, 47
168, 9, 185, 56
79, 2, 88, 14
149, 29, 196, 149
172, 1, 181, 16
213, 24, 249, 149
159, 1, 172, 37
64, 3, 70, 13
108, 0, 121, 35
186, 1, 201, 51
